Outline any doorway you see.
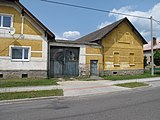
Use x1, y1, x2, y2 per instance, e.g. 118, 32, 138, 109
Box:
50, 46, 79, 77
90, 60, 98, 76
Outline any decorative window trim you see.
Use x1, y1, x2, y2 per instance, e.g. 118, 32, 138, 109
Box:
114, 64, 120, 66
129, 64, 135, 66
9, 45, 31, 62
129, 52, 135, 65
0, 13, 14, 29
113, 51, 120, 65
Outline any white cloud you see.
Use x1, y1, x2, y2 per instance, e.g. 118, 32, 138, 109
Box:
55, 31, 81, 40
63, 31, 81, 39
55, 35, 69, 40
97, 21, 112, 29
98, 2, 160, 41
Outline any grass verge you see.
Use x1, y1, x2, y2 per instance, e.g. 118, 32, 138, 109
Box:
0, 89, 63, 101
0, 78, 58, 88
103, 71, 160, 81
115, 82, 149, 88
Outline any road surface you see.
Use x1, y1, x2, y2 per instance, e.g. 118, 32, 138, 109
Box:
0, 86, 160, 120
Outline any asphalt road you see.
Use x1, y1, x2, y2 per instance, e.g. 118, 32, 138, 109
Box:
1, 87, 160, 120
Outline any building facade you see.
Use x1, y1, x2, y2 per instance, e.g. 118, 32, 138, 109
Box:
0, 0, 55, 78
76, 18, 147, 76
144, 37, 159, 65
0, 1, 147, 78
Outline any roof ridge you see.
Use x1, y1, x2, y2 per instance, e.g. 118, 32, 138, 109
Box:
75, 17, 126, 43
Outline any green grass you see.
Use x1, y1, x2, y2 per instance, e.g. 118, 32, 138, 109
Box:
103, 71, 160, 81
115, 82, 149, 88
0, 89, 63, 100
0, 78, 58, 88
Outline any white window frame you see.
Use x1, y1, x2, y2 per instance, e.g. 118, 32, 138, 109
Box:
0, 13, 13, 29
10, 46, 31, 62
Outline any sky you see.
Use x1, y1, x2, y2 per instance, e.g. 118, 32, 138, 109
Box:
20, 0, 160, 41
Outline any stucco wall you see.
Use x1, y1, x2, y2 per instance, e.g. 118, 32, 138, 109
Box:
83, 21, 144, 76
0, 2, 48, 78
102, 21, 144, 71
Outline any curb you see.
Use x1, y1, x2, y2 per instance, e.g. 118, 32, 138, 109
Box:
0, 85, 155, 105
0, 96, 66, 105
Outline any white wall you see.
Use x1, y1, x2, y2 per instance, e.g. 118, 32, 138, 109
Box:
79, 46, 86, 75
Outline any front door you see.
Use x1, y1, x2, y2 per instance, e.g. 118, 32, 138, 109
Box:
90, 60, 98, 76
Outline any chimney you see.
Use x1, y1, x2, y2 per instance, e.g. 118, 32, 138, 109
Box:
153, 37, 157, 46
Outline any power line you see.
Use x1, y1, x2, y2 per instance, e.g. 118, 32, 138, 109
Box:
41, 0, 150, 20
153, 19, 160, 25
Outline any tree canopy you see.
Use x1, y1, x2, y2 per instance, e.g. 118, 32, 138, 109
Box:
154, 50, 160, 66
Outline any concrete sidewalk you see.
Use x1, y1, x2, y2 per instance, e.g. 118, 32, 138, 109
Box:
0, 77, 160, 97
0, 85, 62, 93
58, 77, 160, 96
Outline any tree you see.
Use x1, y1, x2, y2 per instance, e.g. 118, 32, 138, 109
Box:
154, 50, 160, 66
144, 55, 148, 68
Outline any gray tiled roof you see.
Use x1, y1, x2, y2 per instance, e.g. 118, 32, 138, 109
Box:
75, 17, 147, 44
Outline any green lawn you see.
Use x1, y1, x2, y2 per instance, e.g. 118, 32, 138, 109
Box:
104, 71, 160, 81
0, 78, 58, 88
115, 82, 149, 88
0, 89, 63, 100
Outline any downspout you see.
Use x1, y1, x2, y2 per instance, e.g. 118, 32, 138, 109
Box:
21, 10, 24, 35
47, 34, 50, 79
101, 44, 105, 76
98, 40, 105, 76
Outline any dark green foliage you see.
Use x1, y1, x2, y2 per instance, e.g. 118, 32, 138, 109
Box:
154, 50, 160, 66
144, 55, 148, 68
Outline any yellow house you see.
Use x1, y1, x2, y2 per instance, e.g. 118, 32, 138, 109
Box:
76, 17, 147, 76
0, 0, 55, 78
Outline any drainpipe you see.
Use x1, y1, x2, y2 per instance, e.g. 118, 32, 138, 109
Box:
47, 34, 50, 79
21, 10, 24, 35
101, 45, 105, 76
98, 40, 105, 76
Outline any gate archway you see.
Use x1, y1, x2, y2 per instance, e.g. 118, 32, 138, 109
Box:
50, 46, 79, 77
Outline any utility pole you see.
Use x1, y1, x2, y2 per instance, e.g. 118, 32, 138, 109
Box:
150, 16, 154, 76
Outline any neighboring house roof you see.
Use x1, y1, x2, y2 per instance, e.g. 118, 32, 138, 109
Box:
144, 40, 160, 51
75, 17, 147, 44
6, 0, 55, 40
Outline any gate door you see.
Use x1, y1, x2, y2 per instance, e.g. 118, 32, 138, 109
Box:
50, 47, 79, 77
90, 60, 98, 76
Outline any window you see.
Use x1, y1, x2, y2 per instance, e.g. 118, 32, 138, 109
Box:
0, 14, 12, 28
11, 47, 30, 61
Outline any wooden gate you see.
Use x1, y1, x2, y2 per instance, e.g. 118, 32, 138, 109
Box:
90, 60, 98, 76
50, 47, 79, 77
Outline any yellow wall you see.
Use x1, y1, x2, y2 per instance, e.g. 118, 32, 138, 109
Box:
0, 38, 42, 57
0, 5, 42, 35
0, 5, 43, 58
86, 46, 103, 73
102, 21, 143, 70
85, 21, 144, 74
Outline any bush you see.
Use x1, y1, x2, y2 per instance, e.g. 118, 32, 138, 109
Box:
154, 50, 160, 66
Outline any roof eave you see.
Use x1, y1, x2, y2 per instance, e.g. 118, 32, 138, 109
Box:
14, 1, 55, 41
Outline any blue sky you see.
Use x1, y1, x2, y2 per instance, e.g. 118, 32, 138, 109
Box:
20, 0, 160, 41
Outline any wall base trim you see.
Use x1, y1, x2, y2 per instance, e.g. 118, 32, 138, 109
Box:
102, 69, 144, 76
0, 70, 47, 79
